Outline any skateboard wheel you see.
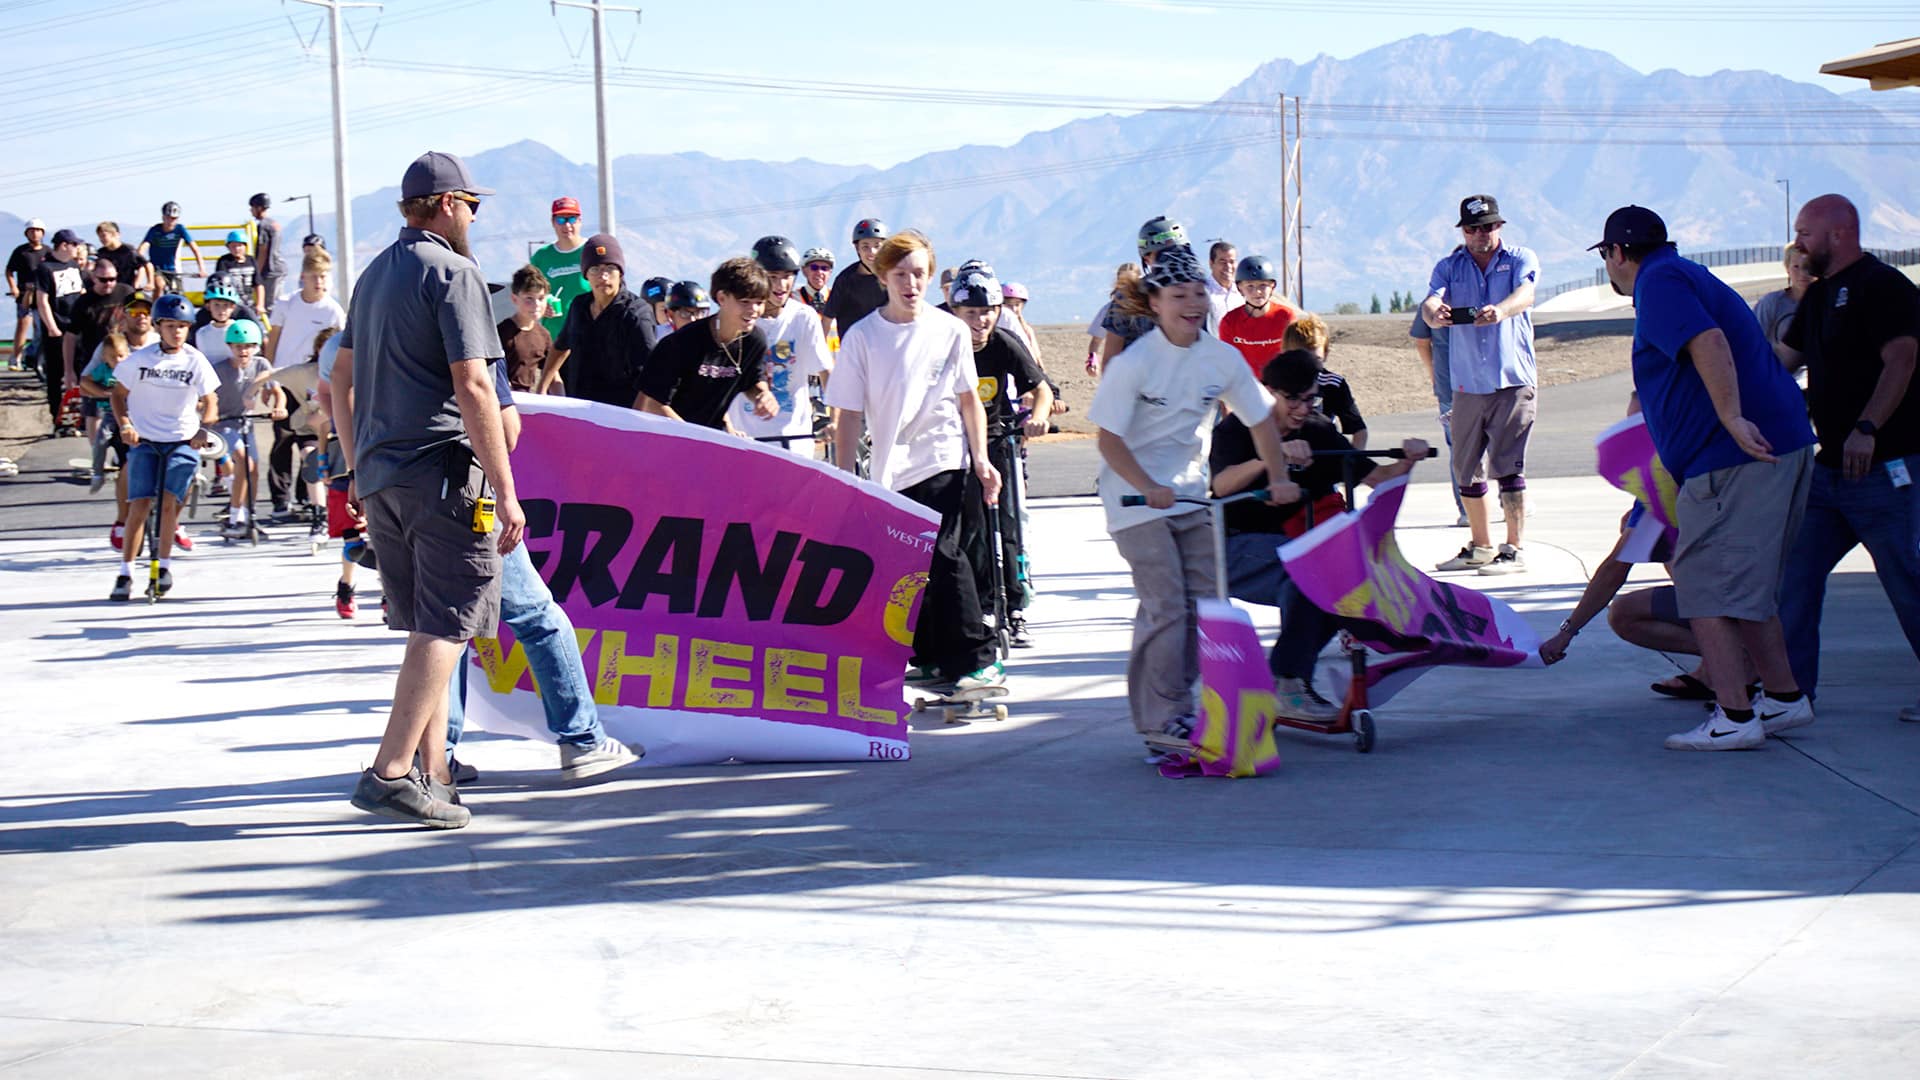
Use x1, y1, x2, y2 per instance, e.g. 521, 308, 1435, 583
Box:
992, 704, 1008, 721
1353, 710, 1376, 754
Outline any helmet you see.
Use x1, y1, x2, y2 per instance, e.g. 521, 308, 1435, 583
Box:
1234, 254, 1279, 284
852, 218, 889, 243
203, 282, 240, 305
225, 319, 264, 346
801, 247, 835, 267
1002, 281, 1030, 301
249, 193, 271, 210
225, 229, 249, 247
667, 280, 708, 310
949, 270, 1003, 309
751, 235, 802, 273
152, 293, 195, 324
955, 258, 995, 280
162, 201, 182, 218
303, 234, 326, 249
1142, 245, 1206, 291
641, 276, 672, 303
1137, 215, 1188, 257
24, 218, 46, 234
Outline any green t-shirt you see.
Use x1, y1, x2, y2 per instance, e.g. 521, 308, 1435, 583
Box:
529, 240, 591, 339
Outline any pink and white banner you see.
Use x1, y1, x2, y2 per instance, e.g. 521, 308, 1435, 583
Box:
1277, 475, 1543, 700
462, 396, 938, 765
1158, 600, 1284, 779
1595, 413, 1680, 564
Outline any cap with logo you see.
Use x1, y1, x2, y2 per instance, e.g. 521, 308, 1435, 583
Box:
400, 150, 495, 199
579, 233, 624, 274
1587, 205, 1670, 251
1456, 195, 1505, 228
551, 196, 581, 219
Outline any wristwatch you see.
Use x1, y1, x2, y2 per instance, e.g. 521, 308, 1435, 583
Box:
1855, 419, 1878, 437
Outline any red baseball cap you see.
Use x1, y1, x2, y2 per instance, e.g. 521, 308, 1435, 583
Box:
551, 197, 581, 218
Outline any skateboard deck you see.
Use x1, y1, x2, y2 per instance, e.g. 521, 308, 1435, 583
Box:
910, 684, 1010, 723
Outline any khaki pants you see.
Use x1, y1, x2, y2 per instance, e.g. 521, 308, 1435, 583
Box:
1111, 510, 1215, 735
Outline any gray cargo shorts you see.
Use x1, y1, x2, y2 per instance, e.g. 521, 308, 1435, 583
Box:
1673, 445, 1814, 622
362, 475, 502, 640
1450, 385, 1537, 495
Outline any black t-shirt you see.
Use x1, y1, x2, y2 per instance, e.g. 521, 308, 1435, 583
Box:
972, 324, 1046, 436
1785, 253, 1920, 467
35, 256, 86, 332
93, 244, 147, 289
825, 264, 886, 337
1210, 413, 1353, 535
69, 283, 133, 368
216, 253, 257, 298
6, 242, 45, 293
555, 287, 656, 407
1316, 370, 1367, 435
638, 313, 768, 430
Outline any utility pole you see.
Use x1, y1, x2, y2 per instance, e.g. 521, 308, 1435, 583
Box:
284, 194, 316, 238
1293, 96, 1305, 310
291, 0, 381, 305
1276, 93, 1290, 300
553, 0, 642, 236
1776, 178, 1792, 240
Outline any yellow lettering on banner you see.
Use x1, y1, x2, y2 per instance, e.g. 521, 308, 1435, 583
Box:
688, 639, 756, 709
1370, 535, 1421, 633
766, 648, 829, 714
836, 656, 897, 725
884, 572, 927, 647
1618, 468, 1650, 512
1334, 580, 1374, 619
594, 631, 678, 706
472, 635, 529, 695
1650, 458, 1680, 522
1194, 686, 1230, 764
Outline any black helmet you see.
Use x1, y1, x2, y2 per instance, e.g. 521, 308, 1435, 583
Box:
751, 235, 801, 273
1137, 215, 1187, 256
667, 280, 709, 311
641, 276, 672, 303
249, 193, 272, 210
1234, 254, 1279, 284
161, 201, 183, 218
852, 218, 889, 243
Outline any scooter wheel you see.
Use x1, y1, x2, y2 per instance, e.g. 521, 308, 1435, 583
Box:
1353, 710, 1375, 754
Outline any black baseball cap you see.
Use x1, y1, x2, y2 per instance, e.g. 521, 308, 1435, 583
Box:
1588, 205, 1670, 251
1457, 195, 1504, 228
400, 150, 495, 199
249, 193, 271, 209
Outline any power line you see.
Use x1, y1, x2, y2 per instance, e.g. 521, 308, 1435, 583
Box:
1071, 0, 1919, 22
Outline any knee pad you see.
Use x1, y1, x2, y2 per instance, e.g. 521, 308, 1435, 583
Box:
1458, 481, 1489, 499
1497, 474, 1527, 493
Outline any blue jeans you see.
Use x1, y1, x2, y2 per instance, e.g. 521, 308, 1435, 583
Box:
1778, 457, 1920, 696
1224, 531, 1338, 680
447, 541, 604, 751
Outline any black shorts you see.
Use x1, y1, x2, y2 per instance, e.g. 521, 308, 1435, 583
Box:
361, 474, 501, 641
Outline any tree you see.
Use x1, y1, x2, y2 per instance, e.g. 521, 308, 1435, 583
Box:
1389, 289, 1403, 312
1334, 301, 1362, 315
1369, 293, 1383, 314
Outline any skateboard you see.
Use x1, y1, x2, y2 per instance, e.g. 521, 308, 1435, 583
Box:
910, 684, 1010, 724
57, 387, 83, 431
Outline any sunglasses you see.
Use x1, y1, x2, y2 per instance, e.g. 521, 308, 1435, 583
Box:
448, 191, 482, 216
1463, 223, 1500, 235
93, 275, 117, 284
804, 263, 831, 273
553, 215, 580, 225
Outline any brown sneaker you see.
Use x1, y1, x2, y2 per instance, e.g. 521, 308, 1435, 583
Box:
350, 767, 470, 829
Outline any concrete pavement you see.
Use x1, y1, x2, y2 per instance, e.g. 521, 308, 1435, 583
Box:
3, 420, 1918, 1079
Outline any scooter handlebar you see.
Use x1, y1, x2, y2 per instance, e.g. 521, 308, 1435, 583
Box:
1308, 448, 1406, 460
1120, 489, 1270, 508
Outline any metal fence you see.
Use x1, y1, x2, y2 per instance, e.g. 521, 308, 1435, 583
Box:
1537, 245, 1920, 301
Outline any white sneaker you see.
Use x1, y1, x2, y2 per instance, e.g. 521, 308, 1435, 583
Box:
1664, 706, 1767, 751
1477, 544, 1526, 575
1435, 544, 1495, 571
1756, 693, 1815, 736
559, 738, 644, 780
1275, 676, 1339, 722
954, 661, 1005, 693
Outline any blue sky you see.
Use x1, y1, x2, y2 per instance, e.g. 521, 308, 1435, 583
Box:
3, 0, 1913, 227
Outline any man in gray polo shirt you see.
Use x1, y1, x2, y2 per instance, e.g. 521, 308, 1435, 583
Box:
1422, 194, 1540, 575
332, 150, 525, 829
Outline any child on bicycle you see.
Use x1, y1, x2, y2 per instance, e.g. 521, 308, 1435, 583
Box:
1086, 245, 1297, 760
109, 293, 218, 600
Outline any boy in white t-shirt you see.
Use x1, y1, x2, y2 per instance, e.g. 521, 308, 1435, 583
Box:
110, 293, 219, 601
732, 235, 834, 456
1086, 245, 1298, 760
266, 251, 346, 370
824, 230, 1004, 692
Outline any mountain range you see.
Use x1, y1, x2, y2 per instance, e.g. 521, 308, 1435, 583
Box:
9, 31, 1918, 325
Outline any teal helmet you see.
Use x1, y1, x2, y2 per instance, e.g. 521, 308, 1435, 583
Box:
224, 319, 264, 346
225, 229, 248, 246
203, 282, 240, 305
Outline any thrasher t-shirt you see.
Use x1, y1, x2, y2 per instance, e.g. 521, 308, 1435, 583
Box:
638, 313, 768, 430
971, 323, 1046, 437
115, 342, 218, 441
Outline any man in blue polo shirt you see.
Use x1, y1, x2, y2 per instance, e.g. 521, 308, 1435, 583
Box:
1595, 205, 1817, 751
1421, 195, 1539, 575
